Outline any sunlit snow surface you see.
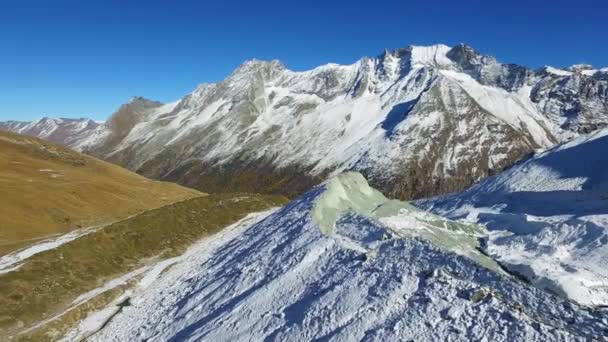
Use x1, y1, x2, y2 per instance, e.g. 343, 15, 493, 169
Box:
67, 174, 607, 341
418, 128, 608, 307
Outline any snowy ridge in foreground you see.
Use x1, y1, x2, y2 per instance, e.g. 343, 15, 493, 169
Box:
72, 173, 607, 341
417, 128, 608, 307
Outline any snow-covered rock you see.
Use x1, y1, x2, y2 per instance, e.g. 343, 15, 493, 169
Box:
417, 128, 608, 306
65, 172, 608, 341
533, 65, 608, 136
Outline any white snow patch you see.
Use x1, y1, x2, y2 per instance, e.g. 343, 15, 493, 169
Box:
544, 66, 573, 76
410, 44, 453, 68
0, 223, 112, 274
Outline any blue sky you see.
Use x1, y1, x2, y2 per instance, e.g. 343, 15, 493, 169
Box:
1, 0, 606, 121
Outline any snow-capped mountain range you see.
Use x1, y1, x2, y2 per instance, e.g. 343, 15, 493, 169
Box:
2, 44, 607, 199
0, 117, 100, 147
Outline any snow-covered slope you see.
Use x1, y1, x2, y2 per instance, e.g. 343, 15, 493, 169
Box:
79, 44, 557, 199
5, 44, 607, 200
0, 117, 101, 147
64, 173, 608, 341
417, 128, 608, 306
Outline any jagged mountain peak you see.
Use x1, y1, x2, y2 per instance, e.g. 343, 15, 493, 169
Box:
229, 58, 286, 79
30, 116, 64, 124
35, 116, 96, 123
381, 44, 454, 70
381, 43, 506, 73
125, 96, 163, 107
539, 65, 573, 76
566, 63, 596, 72
0, 116, 102, 147
240, 58, 285, 68
111, 96, 164, 123
408, 43, 453, 65
98, 97, 167, 144
446, 43, 483, 66
449, 42, 477, 53
540, 64, 608, 78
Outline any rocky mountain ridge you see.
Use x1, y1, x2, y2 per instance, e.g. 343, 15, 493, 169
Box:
2, 43, 607, 199
0, 117, 101, 147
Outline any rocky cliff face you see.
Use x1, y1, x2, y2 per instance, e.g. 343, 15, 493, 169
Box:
3, 44, 606, 199
532, 65, 608, 135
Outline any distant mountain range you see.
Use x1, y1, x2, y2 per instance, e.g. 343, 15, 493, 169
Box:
2, 44, 607, 200
0, 117, 100, 147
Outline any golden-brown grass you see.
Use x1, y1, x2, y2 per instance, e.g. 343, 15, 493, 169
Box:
0, 130, 202, 256
0, 193, 288, 340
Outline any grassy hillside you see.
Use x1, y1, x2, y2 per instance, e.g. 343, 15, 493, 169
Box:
0, 193, 287, 340
0, 130, 202, 256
